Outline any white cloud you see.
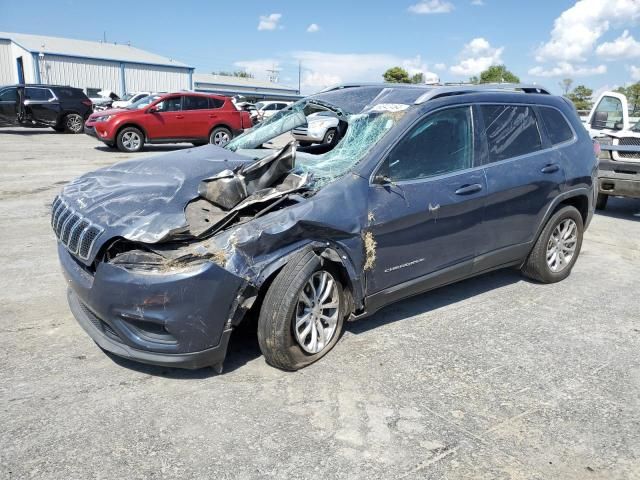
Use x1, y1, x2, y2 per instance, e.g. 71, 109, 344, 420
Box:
596, 30, 640, 59
631, 65, 640, 80
534, 0, 640, 63
528, 62, 607, 77
434, 63, 447, 71
290, 51, 438, 91
408, 0, 454, 15
307, 23, 320, 33
258, 13, 282, 31
471, 0, 485, 5
449, 37, 504, 76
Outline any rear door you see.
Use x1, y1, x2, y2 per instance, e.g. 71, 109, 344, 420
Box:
24, 87, 60, 125
144, 96, 185, 140
181, 95, 213, 139
477, 104, 565, 266
366, 105, 486, 294
0, 87, 19, 125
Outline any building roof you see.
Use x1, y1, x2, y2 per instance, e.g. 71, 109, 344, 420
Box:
0, 31, 192, 69
193, 73, 298, 93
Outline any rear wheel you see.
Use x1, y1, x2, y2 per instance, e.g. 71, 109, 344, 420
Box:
258, 249, 345, 370
595, 193, 608, 210
116, 127, 144, 152
64, 113, 84, 134
521, 205, 583, 283
323, 128, 337, 144
209, 127, 232, 147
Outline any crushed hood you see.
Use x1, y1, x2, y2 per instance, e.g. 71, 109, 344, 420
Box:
60, 145, 251, 245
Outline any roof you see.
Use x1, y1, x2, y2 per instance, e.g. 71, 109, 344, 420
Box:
0, 32, 192, 69
193, 73, 298, 93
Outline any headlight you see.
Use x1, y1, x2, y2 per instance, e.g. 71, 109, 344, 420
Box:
93, 115, 112, 122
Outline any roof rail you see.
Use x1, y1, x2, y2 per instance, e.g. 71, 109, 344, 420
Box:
414, 83, 550, 104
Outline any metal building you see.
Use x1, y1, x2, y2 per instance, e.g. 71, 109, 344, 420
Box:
194, 73, 301, 102
0, 32, 194, 96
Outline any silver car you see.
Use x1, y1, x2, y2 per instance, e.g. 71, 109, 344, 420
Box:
292, 111, 339, 145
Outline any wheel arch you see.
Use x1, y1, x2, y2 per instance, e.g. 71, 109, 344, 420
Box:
115, 122, 148, 142
532, 188, 591, 248
209, 123, 233, 137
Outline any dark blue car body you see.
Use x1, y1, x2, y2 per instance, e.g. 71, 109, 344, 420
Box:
53, 84, 597, 370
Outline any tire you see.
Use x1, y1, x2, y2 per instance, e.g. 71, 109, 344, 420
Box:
323, 128, 337, 145
595, 193, 608, 210
209, 126, 232, 147
521, 205, 584, 284
257, 249, 345, 371
64, 113, 84, 134
116, 126, 144, 153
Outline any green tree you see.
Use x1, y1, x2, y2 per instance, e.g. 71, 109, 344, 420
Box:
411, 72, 425, 84
566, 85, 593, 111
469, 65, 520, 84
383, 67, 412, 83
559, 78, 573, 95
213, 70, 254, 79
616, 82, 640, 115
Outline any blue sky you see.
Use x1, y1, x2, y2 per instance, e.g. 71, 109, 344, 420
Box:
1, 0, 639, 95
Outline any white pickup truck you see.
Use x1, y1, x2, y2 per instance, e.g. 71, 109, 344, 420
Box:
586, 91, 640, 210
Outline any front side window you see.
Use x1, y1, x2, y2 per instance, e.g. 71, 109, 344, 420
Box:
591, 96, 623, 130
182, 96, 210, 110
155, 97, 182, 112
0, 88, 17, 101
481, 105, 542, 163
539, 107, 574, 145
382, 106, 474, 182
25, 88, 53, 101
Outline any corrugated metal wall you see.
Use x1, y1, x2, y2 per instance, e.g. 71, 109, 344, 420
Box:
123, 64, 190, 93
39, 55, 121, 93
0, 40, 15, 84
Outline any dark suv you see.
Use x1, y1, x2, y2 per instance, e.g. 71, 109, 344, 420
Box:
0, 84, 92, 133
52, 83, 597, 372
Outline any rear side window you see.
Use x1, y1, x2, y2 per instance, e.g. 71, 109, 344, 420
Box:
55, 87, 87, 99
384, 106, 473, 181
539, 107, 574, 145
0, 88, 17, 101
183, 96, 209, 110
208, 97, 224, 109
480, 105, 543, 162
25, 88, 53, 101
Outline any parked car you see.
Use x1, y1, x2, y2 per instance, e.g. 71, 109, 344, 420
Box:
255, 100, 292, 121
111, 92, 151, 109
84, 92, 253, 152
90, 90, 119, 112
0, 84, 93, 133
595, 120, 640, 209
53, 83, 596, 372
292, 110, 340, 145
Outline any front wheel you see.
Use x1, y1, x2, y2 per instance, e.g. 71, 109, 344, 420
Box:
209, 126, 232, 147
64, 113, 84, 134
116, 127, 144, 152
521, 205, 584, 283
258, 250, 345, 370
323, 128, 337, 145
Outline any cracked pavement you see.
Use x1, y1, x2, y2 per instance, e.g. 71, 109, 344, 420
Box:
1, 127, 639, 479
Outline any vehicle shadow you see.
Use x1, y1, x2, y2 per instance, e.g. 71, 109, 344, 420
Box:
347, 268, 524, 336
93, 144, 194, 153
0, 128, 56, 135
596, 197, 640, 222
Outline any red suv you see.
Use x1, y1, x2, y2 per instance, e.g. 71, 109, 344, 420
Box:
84, 92, 252, 152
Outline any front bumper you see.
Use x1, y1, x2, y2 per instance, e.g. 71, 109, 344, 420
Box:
84, 123, 114, 142
598, 159, 640, 199
59, 244, 246, 369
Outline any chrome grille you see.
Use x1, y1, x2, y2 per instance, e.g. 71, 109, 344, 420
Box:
618, 137, 640, 160
51, 196, 103, 260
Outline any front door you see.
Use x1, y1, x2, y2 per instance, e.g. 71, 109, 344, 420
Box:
366, 105, 486, 295
24, 87, 60, 125
0, 87, 18, 125
144, 96, 185, 140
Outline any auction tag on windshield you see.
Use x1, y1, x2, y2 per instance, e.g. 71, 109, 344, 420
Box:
369, 103, 409, 113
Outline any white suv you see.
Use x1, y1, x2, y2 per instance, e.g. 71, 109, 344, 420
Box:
292, 111, 340, 145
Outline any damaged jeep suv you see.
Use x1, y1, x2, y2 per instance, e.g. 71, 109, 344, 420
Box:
53, 83, 597, 371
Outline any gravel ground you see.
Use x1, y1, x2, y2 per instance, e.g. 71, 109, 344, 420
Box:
1, 127, 639, 480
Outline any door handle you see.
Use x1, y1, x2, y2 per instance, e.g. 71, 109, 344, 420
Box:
454, 183, 483, 195
209, 114, 217, 118
541, 164, 559, 174
176, 115, 184, 119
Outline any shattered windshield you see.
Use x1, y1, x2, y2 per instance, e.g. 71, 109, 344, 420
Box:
226, 87, 421, 185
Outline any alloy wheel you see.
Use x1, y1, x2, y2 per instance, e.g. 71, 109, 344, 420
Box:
294, 271, 340, 354
122, 131, 141, 151
67, 114, 83, 133
211, 130, 230, 146
546, 218, 578, 273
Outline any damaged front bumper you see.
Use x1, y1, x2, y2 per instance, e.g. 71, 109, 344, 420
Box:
59, 244, 246, 369
598, 159, 640, 199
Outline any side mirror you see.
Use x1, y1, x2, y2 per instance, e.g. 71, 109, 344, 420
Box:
613, 121, 624, 130
373, 173, 392, 185
147, 106, 159, 113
